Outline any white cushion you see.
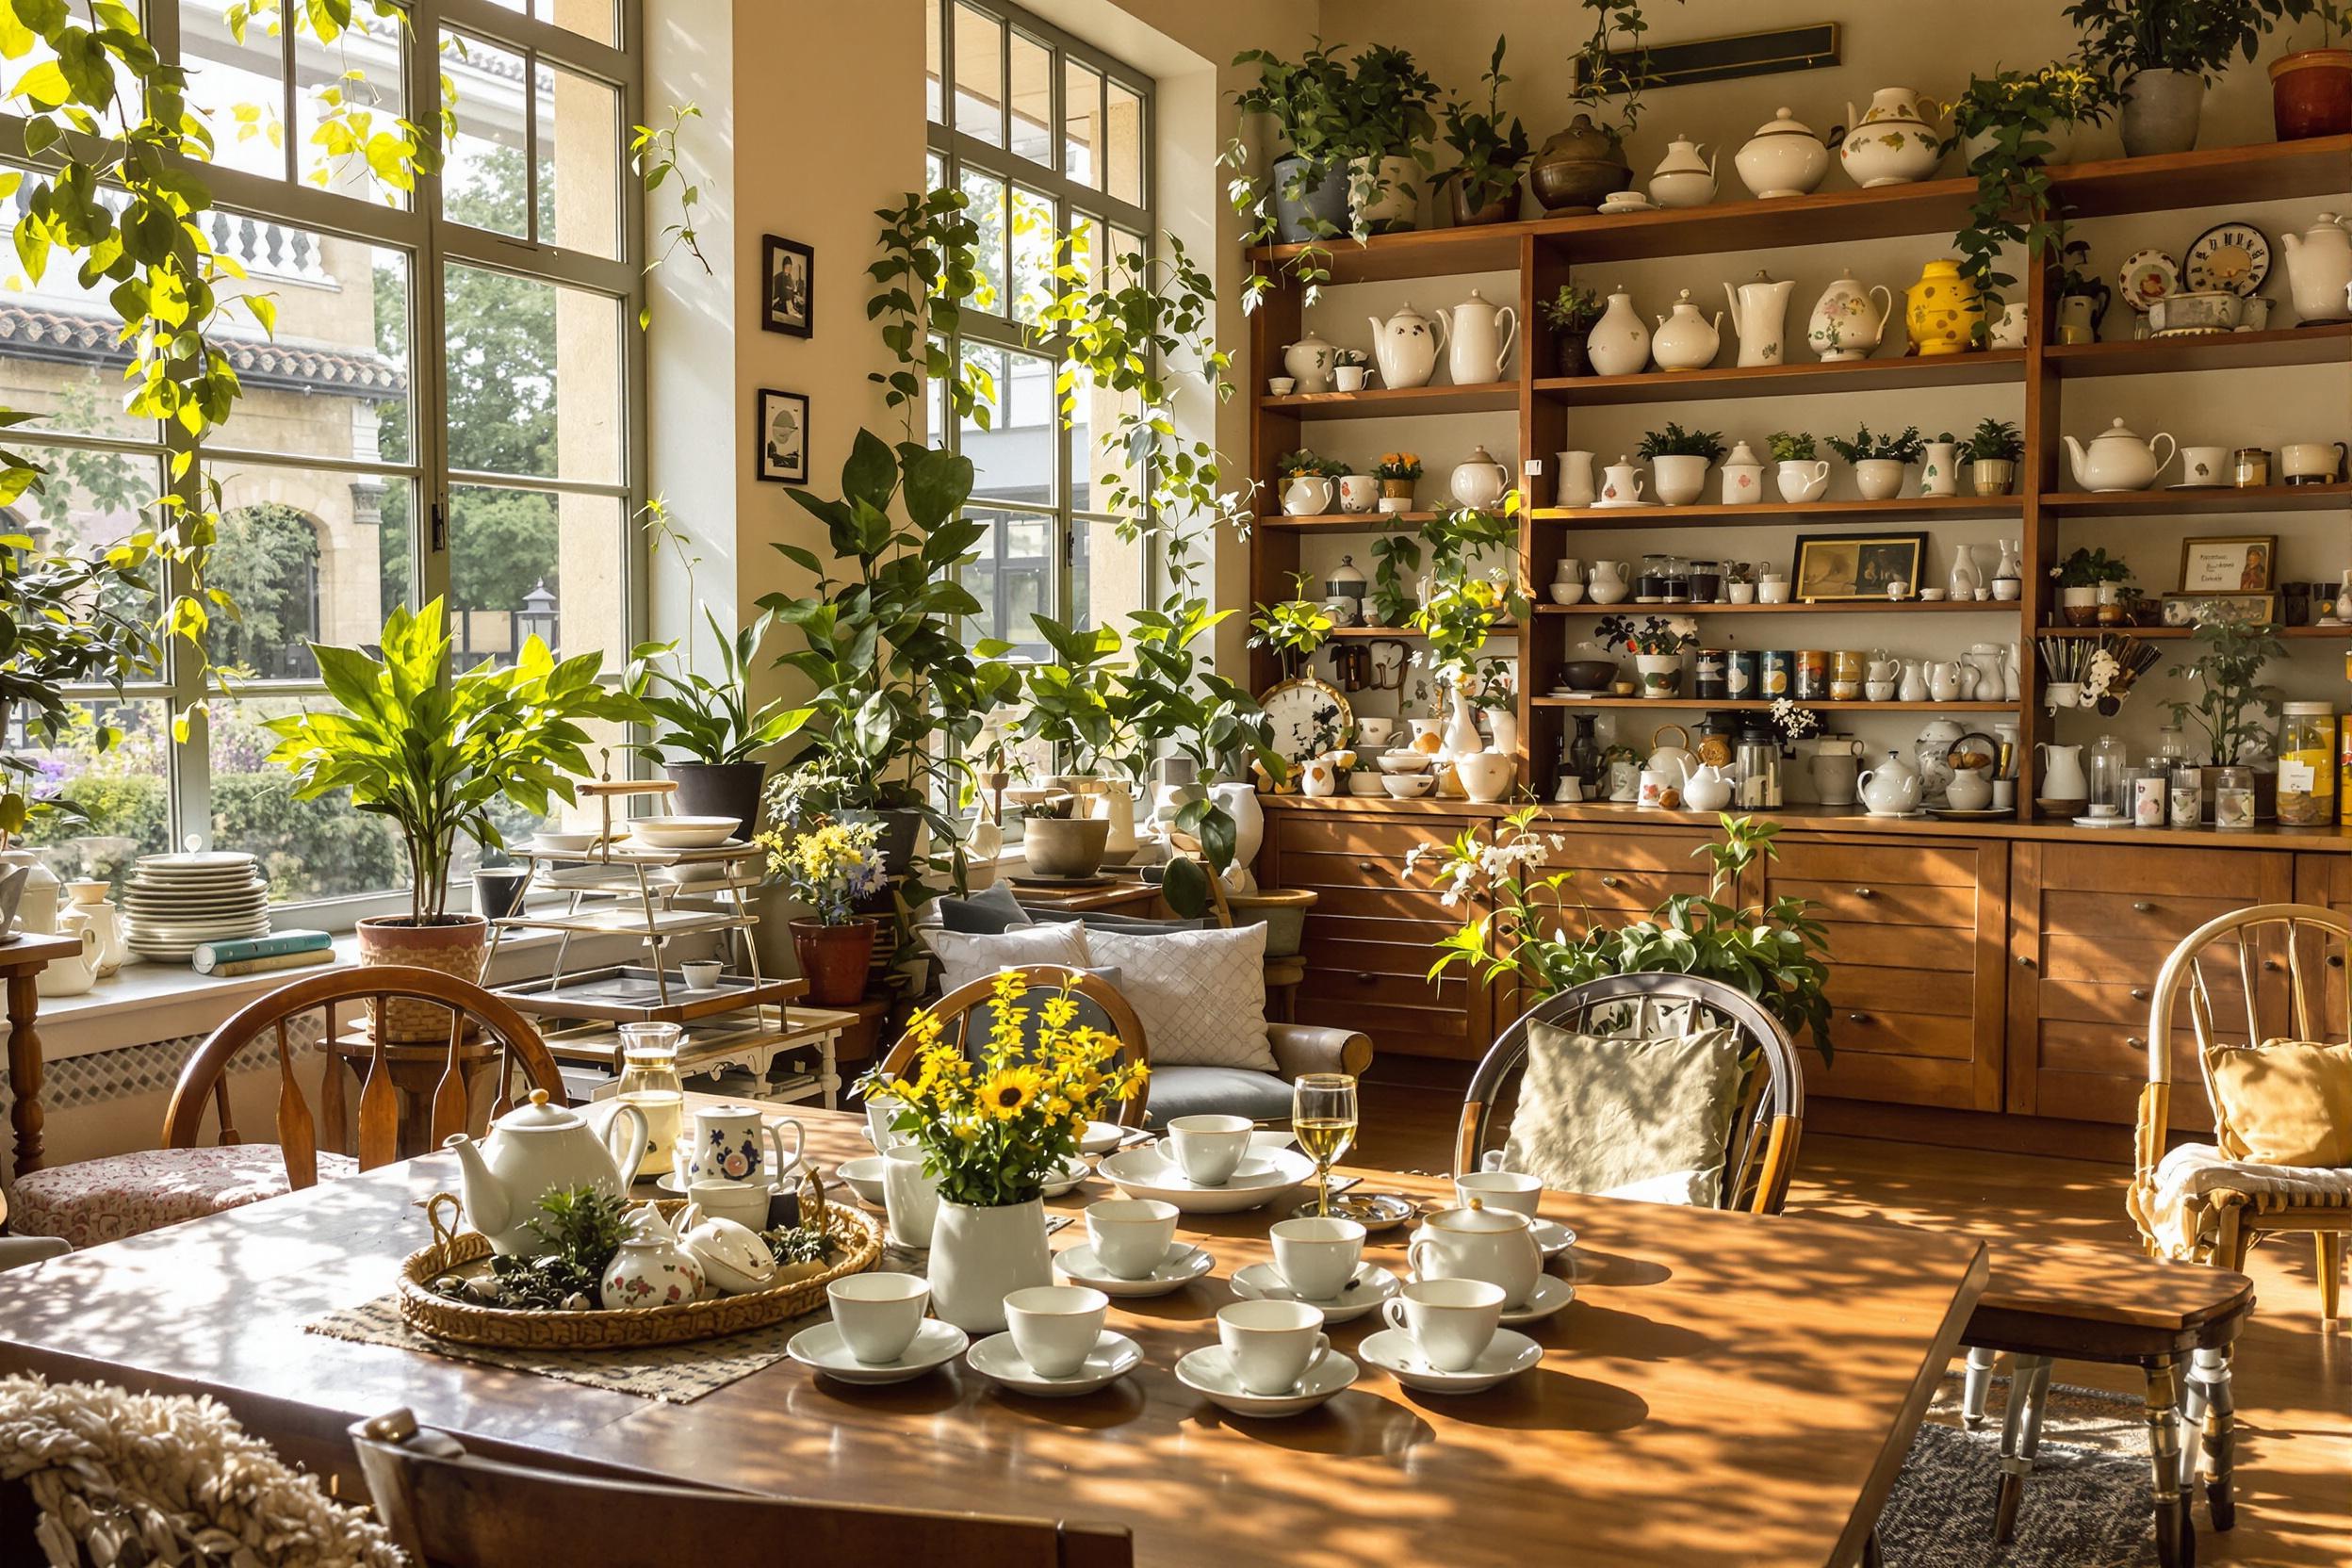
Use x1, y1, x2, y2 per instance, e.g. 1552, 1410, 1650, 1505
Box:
920, 921, 1091, 999
1085, 923, 1273, 1072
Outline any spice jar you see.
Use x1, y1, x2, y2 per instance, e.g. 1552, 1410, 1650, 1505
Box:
2275, 701, 2338, 825
1828, 650, 1865, 701
2168, 763, 2203, 828
2213, 766, 2257, 830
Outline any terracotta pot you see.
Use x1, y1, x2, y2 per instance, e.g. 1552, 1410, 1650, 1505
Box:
1528, 114, 1628, 214
356, 914, 489, 1041
790, 917, 876, 1006
1553, 336, 1592, 378
2271, 49, 2352, 140
1446, 173, 1517, 226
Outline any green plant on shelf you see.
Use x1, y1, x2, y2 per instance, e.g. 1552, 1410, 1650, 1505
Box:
1766, 431, 1817, 464
1373, 452, 1424, 481
2052, 547, 2133, 588
1964, 417, 2025, 464
2164, 616, 2286, 767
1593, 613, 1698, 656
1636, 422, 1726, 463
1565, 0, 1689, 151
1249, 572, 1337, 678
1368, 530, 1422, 627
2065, 0, 2331, 83
1411, 502, 1526, 695
1439, 37, 1532, 214
1824, 425, 1927, 465
1278, 448, 1348, 480
1537, 284, 1605, 334
1943, 62, 2118, 328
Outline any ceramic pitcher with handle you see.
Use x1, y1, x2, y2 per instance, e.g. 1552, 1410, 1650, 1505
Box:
1723, 270, 1795, 367
1366, 303, 1441, 390
1442, 289, 1518, 384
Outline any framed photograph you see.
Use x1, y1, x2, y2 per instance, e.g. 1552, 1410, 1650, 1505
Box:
761, 236, 813, 337
2162, 591, 2278, 629
2178, 534, 2277, 595
755, 389, 808, 484
1789, 531, 1928, 602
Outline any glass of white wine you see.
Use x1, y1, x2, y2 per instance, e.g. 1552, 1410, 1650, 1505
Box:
1292, 1072, 1359, 1218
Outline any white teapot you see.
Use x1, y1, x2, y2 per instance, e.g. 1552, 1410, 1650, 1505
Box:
2063, 416, 2176, 492
1647, 134, 1718, 208
33, 908, 101, 998
1440, 289, 1518, 385
1408, 1200, 1542, 1308
2279, 214, 2352, 324
1449, 445, 1509, 509
1855, 749, 1923, 817
1651, 289, 1723, 371
1734, 107, 1836, 199
1840, 88, 1945, 187
1805, 271, 1894, 361
1282, 332, 1336, 394
600, 1203, 704, 1309
446, 1088, 649, 1256
1365, 304, 1440, 390
1675, 760, 1736, 812
62, 879, 127, 977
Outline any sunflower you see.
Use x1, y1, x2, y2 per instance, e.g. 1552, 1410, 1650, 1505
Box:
977, 1067, 1045, 1119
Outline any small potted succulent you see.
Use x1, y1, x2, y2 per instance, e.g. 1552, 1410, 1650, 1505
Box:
1825, 424, 1927, 500
1965, 417, 2025, 495
1636, 422, 1726, 506
2052, 547, 2134, 627
1767, 431, 1826, 503
1596, 613, 1699, 697
1538, 284, 1605, 377
1374, 451, 1423, 512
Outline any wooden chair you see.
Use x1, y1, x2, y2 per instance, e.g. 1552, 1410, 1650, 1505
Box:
350, 1407, 1134, 1567
1456, 973, 1805, 1216
8, 967, 566, 1249
878, 963, 1153, 1126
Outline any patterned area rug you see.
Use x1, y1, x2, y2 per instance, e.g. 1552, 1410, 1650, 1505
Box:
1877, 1373, 2158, 1567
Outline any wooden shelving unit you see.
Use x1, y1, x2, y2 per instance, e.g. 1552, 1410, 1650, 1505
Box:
1246, 134, 2352, 815
1531, 598, 2017, 617
1529, 697, 2019, 712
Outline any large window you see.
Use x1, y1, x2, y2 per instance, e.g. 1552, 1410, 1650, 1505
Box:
923, 0, 1152, 661
8, 2, 643, 913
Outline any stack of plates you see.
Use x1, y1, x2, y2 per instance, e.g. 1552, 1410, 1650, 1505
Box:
123, 850, 271, 961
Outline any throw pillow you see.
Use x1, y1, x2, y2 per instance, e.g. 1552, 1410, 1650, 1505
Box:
1500, 1022, 1748, 1206
938, 883, 1034, 935
919, 921, 1090, 1001
2205, 1039, 2352, 1167
1084, 923, 1274, 1072
1031, 910, 1213, 936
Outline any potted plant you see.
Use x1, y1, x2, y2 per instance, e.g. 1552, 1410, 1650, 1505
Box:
1249, 573, 1337, 679
757, 815, 888, 1004
1965, 417, 2026, 495
1765, 431, 1822, 504
626, 609, 812, 840
2270, 3, 2352, 138
265, 600, 642, 1034
1824, 425, 1926, 500
1945, 63, 2118, 320
2166, 616, 2288, 817
865, 972, 1148, 1330
1341, 44, 1441, 234
1537, 285, 1604, 377
2066, 0, 2321, 155
1331, 347, 1372, 392
1373, 451, 1422, 512
1345, 754, 1386, 795
1277, 448, 1346, 515
1596, 612, 1698, 697
1635, 422, 1726, 506
1439, 38, 1530, 226
2052, 547, 2133, 626
1530, 0, 1685, 212
1227, 43, 1357, 243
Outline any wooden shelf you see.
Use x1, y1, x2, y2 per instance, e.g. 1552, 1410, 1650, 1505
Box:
1534, 351, 2024, 405
1531, 495, 2025, 528
2045, 323, 2352, 378
1326, 623, 1518, 638
2039, 484, 2351, 516
1259, 382, 1517, 421
2038, 623, 2352, 639
1531, 599, 2019, 616
1529, 697, 2023, 712
1259, 511, 1432, 531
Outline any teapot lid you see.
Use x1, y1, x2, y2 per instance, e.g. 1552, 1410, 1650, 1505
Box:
1724, 439, 1761, 465
1670, 287, 1699, 309
497, 1087, 587, 1134
1655, 134, 1708, 172
1328, 554, 1365, 588
1463, 444, 1499, 464
2091, 416, 2141, 442
1750, 106, 1815, 138
1427, 1199, 1529, 1233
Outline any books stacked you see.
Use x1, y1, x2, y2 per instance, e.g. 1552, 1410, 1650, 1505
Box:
192, 929, 335, 977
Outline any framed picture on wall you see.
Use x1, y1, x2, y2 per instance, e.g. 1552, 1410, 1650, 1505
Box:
756, 389, 808, 484
1789, 531, 1928, 601
762, 236, 813, 336
2177, 534, 2277, 595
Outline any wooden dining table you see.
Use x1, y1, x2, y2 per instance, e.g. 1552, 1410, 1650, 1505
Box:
0, 1103, 1986, 1567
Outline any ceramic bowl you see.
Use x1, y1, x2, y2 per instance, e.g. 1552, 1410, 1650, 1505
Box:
1548, 581, 1588, 605
1377, 750, 1430, 776
531, 830, 599, 852
630, 816, 742, 848
1558, 659, 1616, 693
1381, 775, 1436, 799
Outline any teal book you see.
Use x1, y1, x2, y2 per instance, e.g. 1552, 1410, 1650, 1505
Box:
192, 929, 334, 974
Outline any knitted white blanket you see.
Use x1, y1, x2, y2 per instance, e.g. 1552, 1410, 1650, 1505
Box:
0, 1375, 400, 1567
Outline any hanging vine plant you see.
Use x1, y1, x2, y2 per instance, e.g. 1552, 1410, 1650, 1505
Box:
1942, 63, 2117, 336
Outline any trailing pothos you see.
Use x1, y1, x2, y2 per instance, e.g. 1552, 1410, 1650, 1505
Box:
1942, 63, 2116, 336
870, 187, 995, 436
1410, 501, 1525, 695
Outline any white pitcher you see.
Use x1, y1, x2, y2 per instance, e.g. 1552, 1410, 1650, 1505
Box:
1586, 559, 1633, 605
1555, 449, 1596, 507
1366, 303, 1441, 390
33, 909, 100, 998
2036, 743, 2089, 810
1722, 270, 1795, 368
1442, 289, 1518, 385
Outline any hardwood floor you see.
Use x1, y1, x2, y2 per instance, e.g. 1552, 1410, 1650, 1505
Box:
1359, 1080, 2351, 1568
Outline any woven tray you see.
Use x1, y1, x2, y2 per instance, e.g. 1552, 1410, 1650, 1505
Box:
396, 1168, 880, 1350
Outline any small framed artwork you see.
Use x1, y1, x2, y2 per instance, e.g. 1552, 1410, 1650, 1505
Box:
2177, 534, 2277, 595
755, 389, 808, 484
1789, 531, 1928, 601
761, 235, 813, 337
2162, 591, 2279, 629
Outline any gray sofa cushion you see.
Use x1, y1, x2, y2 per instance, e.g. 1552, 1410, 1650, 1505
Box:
939, 882, 1033, 934
1143, 1065, 1294, 1127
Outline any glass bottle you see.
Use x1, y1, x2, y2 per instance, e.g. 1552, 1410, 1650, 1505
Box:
614, 1021, 687, 1179
2213, 766, 2256, 830
2168, 762, 2204, 828
1568, 713, 1603, 787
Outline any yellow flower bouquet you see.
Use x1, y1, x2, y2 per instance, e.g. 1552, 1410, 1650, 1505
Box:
866, 972, 1148, 1207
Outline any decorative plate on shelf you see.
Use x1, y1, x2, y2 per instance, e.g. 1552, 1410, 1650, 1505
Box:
2116, 249, 2179, 313
2183, 221, 2270, 298
1255, 676, 1355, 770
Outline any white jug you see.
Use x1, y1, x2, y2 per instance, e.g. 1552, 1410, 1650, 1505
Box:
1897, 660, 1930, 703
62, 880, 127, 976
2279, 214, 2352, 325
33, 909, 101, 998
1586, 560, 1633, 605
1555, 449, 1596, 507
1723, 270, 1795, 368
1442, 289, 1518, 385
1805, 271, 1893, 361
2036, 743, 2089, 811
1365, 304, 1440, 390
1585, 287, 1650, 377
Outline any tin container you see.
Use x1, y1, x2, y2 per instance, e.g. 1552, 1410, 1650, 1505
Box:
1693, 648, 1729, 700
1758, 650, 1793, 699
2274, 702, 2336, 825
1827, 649, 1865, 701
2168, 764, 2203, 828
2132, 768, 2167, 827
1792, 649, 1828, 701
2231, 447, 2271, 488
1726, 650, 1760, 699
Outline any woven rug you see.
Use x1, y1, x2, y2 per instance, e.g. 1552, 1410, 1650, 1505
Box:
1876, 1373, 2158, 1567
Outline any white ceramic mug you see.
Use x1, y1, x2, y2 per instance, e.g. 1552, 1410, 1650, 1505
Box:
680, 959, 723, 990
1337, 473, 1380, 512
2282, 440, 2347, 482
685, 1104, 804, 1185
1756, 578, 1792, 605
881, 1143, 941, 1249
1004, 1284, 1108, 1379
1381, 1277, 1504, 1373
1269, 1216, 1366, 1301
2178, 445, 2230, 486
828, 1271, 930, 1364
1453, 1169, 1544, 1217
1086, 1198, 1179, 1280
1166, 1114, 1252, 1186
1217, 1298, 1331, 1396
1637, 769, 1671, 808
688, 1178, 770, 1233
1356, 717, 1396, 750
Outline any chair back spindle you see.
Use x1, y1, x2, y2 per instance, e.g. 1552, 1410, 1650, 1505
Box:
273, 1022, 318, 1190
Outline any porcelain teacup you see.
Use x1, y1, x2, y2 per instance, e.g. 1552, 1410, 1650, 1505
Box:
865, 1096, 908, 1152
1086, 1198, 1179, 1280
1381, 1277, 1505, 1373
688, 1178, 770, 1233
1409, 1202, 1543, 1308
1004, 1285, 1108, 1379
685, 1104, 804, 1186
881, 1143, 941, 1249
1269, 1216, 1366, 1300
1217, 1298, 1332, 1395
1166, 1114, 1253, 1186
828, 1271, 930, 1364
1453, 1169, 1544, 1217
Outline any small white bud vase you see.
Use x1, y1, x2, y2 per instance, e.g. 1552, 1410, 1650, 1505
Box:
1919, 440, 1959, 497
928, 1197, 1054, 1332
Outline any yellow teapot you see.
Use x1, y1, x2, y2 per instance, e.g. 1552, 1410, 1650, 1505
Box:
1905, 259, 1982, 357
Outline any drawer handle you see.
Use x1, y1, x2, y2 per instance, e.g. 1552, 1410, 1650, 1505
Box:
2017, 955, 2035, 969
2132, 901, 2153, 914
1854, 887, 1875, 899
2130, 988, 2149, 1002
2262, 959, 2280, 972
1846, 1011, 1870, 1024
2331, 956, 2345, 969
1353, 972, 1376, 986
1600, 875, 1622, 889
2125, 1037, 2146, 1049
1357, 859, 1379, 875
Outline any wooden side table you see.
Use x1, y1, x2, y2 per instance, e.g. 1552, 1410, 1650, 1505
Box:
2, 934, 85, 1180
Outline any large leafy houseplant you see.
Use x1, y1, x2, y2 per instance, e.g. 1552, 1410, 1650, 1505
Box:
1944, 63, 2117, 323
2165, 617, 2286, 765
1440, 38, 1531, 220
2066, 0, 2323, 79
627, 607, 812, 835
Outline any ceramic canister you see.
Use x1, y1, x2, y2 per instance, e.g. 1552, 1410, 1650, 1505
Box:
1726, 651, 1760, 699
1693, 649, 1728, 701
1758, 651, 1793, 698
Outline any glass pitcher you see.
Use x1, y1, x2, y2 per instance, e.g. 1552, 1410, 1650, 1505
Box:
2087, 734, 2132, 819
614, 1021, 688, 1179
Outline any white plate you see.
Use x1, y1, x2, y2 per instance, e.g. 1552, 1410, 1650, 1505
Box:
130, 925, 271, 941
1230, 1260, 1400, 1325
787, 1318, 967, 1385
1497, 1273, 1576, 1325
2072, 814, 2132, 828
1248, 1129, 1298, 1155
2117, 248, 2178, 312
1360, 1327, 1543, 1394
1587, 498, 1658, 509
965, 1329, 1142, 1396
1054, 1241, 1214, 1298
1529, 1218, 1576, 1260
1176, 1344, 1358, 1419
1099, 1147, 1315, 1214
136, 851, 255, 871
1079, 1120, 1128, 1156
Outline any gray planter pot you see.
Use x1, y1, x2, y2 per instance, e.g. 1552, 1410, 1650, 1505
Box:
1271, 155, 1348, 243
1022, 817, 1109, 878
664, 760, 767, 841
2121, 70, 2203, 156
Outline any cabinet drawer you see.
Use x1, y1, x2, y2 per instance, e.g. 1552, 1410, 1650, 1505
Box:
1824, 964, 1975, 1018
1805, 1049, 1980, 1110
1298, 966, 1472, 1011
1815, 921, 1975, 972
1285, 883, 1460, 923
1538, 830, 1712, 875
1274, 813, 1468, 859
1770, 841, 1980, 888
2030, 1021, 2215, 1129
2041, 890, 2257, 944
2035, 842, 2285, 901
1775, 879, 1976, 929
1824, 1007, 1978, 1062
1283, 849, 1445, 892
1297, 998, 1476, 1054
1302, 914, 1462, 950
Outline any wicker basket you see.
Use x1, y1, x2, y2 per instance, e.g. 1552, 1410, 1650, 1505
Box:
397, 1168, 881, 1350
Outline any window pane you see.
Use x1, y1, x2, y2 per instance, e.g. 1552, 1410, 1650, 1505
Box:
543, 61, 622, 259
1067, 366, 1140, 515
924, 0, 944, 122
1075, 517, 1149, 632
184, 0, 289, 181
1010, 186, 1056, 324
208, 462, 414, 662
1064, 61, 1100, 187
965, 510, 1050, 655
206, 236, 413, 466
957, 168, 1006, 314
208, 695, 406, 903
952, 2, 1004, 147
296, 13, 409, 204
444, 264, 623, 484
540, 0, 618, 46
441, 29, 531, 242
1008, 31, 1054, 167
0, 440, 165, 561
963, 343, 1053, 506
1106, 80, 1144, 204
13, 698, 171, 897
448, 483, 625, 667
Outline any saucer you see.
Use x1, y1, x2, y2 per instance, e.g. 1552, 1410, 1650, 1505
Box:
787, 1319, 968, 1385
655, 1168, 795, 1200
2073, 814, 2131, 829
1039, 1154, 1092, 1199
1529, 1218, 1576, 1260
1176, 1345, 1358, 1419
966, 1330, 1142, 1397
1080, 1120, 1129, 1156
1288, 1191, 1418, 1233
1054, 1241, 1214, 1298
1231, 1260, 1400, 1325
1498, 1273, 1576, 1325
1588, 498, 1658, 509
1360, 1327, 1543, 1394
1099, 1147, 1315, 1214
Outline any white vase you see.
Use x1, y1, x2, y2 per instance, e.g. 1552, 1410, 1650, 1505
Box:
1444, 691, 1484, 760
1454, 751, 1515, 802
1487, 706, 1518, 758
1854, 459, 1906, 499
1210, 781, 1265, 894
1651, 453, 1707, 505
1919, 441, 1959, 497
928, 1197, 1053, 1333
1585, 288, 1650, 377
1098, 781, 1137, 858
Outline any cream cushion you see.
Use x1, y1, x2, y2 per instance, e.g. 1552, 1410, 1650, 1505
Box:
919, 921, 1092, 1000
10, 1146, 360, 1250
2205, 1038, 2352, 1167
1501, 1022, 1746, 1206
1084, 923, 1274, 1071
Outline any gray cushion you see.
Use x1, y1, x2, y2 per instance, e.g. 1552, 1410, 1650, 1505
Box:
1032, 910, 1211, 935
939, 882, 1034, 934
1144, 1065, 1294, 1127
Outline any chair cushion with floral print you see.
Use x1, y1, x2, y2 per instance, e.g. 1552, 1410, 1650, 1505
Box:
8, 1145, 358, 1250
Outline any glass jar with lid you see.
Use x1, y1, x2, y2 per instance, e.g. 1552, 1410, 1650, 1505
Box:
2213, 766, 2257, 830
1689, 559, 1723, 602
614, 1021, 688, 1178
1660, 556, 1691, 603
2275, 702, 2338, 825
1638, 553, 1672, 601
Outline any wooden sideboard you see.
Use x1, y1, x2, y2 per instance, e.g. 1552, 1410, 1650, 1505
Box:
1257, 797, 2352, 1139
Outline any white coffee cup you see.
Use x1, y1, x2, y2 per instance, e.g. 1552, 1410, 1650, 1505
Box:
881, 1143, 940, 1249
1004, 1284, 1108, 1379
689, 1178, 771, 1233
1166, 1114, 1253, 1186
1086, 1198, 1180, 1280
1217, 1298, 1332, 1396
680, 959, 723, 990
1381, 1277, 1505, 1373
828, 1271, 930, 1364
1453, 1169, 1544, 1217
864, 1095, 908, 1152
2281, 440, 2346, 481
1269, 1216, 1366, 1301
1756, 579, 1792, 605
2177, 444, 2230, 485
